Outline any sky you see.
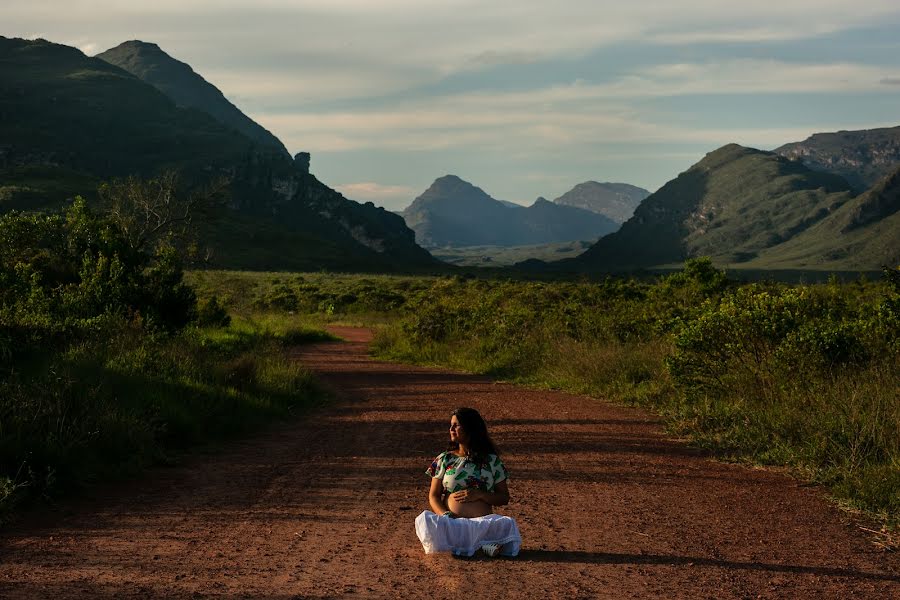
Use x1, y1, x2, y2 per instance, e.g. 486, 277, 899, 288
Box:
7, 1, 900, 210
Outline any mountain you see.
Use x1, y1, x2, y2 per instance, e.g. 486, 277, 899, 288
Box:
744, 163, 900, 270
571, 144, 855, 269
96, 40, 289, 157
0, 36, 434, 271
552, 181, 649, 223
774, 126, 900, 192
401, 175, 619, 247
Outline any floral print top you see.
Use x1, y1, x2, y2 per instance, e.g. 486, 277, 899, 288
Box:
426, 451, 509, 494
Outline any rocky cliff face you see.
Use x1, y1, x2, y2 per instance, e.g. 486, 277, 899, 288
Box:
775, 126, 900, 192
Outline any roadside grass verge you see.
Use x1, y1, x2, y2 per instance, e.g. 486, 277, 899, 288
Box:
370, 263, 900, 525
0, 316, 330, 524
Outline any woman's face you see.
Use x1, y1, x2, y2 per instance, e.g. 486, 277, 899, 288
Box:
449, 415, 469, 445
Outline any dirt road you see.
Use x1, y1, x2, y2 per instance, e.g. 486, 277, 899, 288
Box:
1, 327, 897, 598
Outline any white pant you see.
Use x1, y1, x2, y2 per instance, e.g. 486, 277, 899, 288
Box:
415, 511, 521, 557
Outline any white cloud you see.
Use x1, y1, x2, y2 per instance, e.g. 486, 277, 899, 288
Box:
205, 66, 428, 104
75, 41, 98, 55
7, 1, 900, 99
251, 58, 898, 156
6, 2, 900, 202
334, 181, 417, 201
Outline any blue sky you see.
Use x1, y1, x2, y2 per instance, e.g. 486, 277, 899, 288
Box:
7, 1, 900, 210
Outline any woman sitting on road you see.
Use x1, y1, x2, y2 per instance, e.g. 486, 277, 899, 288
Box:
414, 407, 521, 557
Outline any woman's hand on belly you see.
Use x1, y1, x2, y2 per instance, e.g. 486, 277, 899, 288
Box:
448, 488, 492, 518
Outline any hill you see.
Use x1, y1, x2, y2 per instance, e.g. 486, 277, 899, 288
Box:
552, 181, 649, 223
745, 163, 900, 270
401, 175, 618, 247
96, 40, 288, 157
0, 36, 434, 271
571, 144, 856, 269
774, 126, 900, 192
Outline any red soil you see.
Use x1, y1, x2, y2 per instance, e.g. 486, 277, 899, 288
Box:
0, 326, 897, 598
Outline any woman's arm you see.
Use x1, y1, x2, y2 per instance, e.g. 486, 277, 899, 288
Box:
450, 479, 510, 506
428, 477, 450, 515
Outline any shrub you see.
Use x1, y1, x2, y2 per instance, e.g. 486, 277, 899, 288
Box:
197, 295, 231, 328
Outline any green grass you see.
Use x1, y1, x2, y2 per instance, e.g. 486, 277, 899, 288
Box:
174, 268, 900, 525
0, 315, 331, 523
430, 240, 595, 267
365, 266, 900, 525
186, 269, 440, 324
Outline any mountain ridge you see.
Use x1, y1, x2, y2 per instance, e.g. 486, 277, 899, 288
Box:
97, 40, 289, 158
0, 36, 435, 271
552, 181, 649, 223
775, 126, 900, 192
570, 144, 856, 269
402, 174, 619, 247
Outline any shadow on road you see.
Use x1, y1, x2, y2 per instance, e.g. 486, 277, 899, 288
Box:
517, 550, 900, 582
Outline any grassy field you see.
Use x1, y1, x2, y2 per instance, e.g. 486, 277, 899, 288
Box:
429, 240, 595, 266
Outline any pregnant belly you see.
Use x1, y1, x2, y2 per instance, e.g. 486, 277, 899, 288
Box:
447, 494, 492, 518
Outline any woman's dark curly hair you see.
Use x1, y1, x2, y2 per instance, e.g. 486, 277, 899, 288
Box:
447, 407, 499, 462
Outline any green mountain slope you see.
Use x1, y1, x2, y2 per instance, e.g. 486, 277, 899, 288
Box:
0, 36, 434, 271
0, 37, 262, 192
774, 126, 900, 192
573, 144, 855, 269
552, 181, 649, 223
402, 175, 619, 247
97, 40, 289, 157
746, 164, 900, 270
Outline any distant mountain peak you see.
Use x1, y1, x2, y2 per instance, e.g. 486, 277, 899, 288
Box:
118, 39, 158, 47
111, 40, 163, 52
553, 180, 649, 224
402, 176, 618, 248
435, 174, 465, 183
97, 40, 289, 157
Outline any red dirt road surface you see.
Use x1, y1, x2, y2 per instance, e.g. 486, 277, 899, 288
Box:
1, 326, 897, 599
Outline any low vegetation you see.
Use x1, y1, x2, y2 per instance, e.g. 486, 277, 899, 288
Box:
0, 201, 327, 521
370, 260, 899, 522
186, 262, 898, 522
4, 199, 897, 527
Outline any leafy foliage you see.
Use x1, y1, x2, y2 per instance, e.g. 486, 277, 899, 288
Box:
0, 197, 197, 355
0, 200, 329, 520
342, 259, 898, 520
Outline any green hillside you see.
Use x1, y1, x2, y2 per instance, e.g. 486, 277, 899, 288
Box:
97, 41, 289, 157
746, 164, 900, 270
573, 144, 855, 269
0, 36, 263, 208
0, 36, 435, 271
